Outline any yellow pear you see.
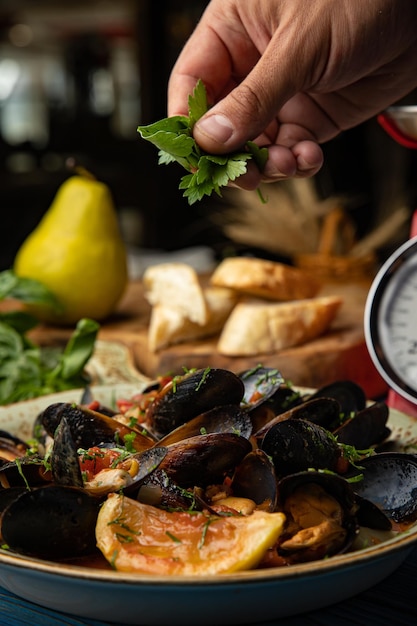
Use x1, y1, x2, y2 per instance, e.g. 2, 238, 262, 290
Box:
14, 171, 128, 325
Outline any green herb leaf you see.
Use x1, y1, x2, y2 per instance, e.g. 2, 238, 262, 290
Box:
0, 317, 99, 405
137, 80, 268, 205
47, 318, 100, 382
0, 270, 62, 311
188, 79, 208, 126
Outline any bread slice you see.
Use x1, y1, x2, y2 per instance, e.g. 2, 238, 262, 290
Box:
143, 262, 208, 325
211, 257, 321, 301
148, 286, 238, 352
217, 296, 343, 356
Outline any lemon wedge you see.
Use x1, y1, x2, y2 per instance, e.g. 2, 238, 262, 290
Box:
96, 493, 285, 576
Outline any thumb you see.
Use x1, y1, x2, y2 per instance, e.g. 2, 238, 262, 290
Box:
193, 54, 298, 154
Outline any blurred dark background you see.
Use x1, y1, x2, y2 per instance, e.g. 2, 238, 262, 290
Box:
0, 0, 416, 272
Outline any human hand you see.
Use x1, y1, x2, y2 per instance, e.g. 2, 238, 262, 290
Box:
168, 0, 417, 189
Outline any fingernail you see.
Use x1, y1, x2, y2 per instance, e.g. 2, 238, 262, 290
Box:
196, 114, 234, 143
264, 162, 296, 178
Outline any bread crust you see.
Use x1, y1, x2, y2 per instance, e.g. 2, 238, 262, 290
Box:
210, 257, 321, 301
217, 296, 343, 356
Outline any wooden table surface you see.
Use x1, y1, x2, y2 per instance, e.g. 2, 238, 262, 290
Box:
23, 278, 387, 399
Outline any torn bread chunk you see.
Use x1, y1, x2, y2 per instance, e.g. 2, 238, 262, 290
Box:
148, 286, 238, 351
211, 257, 321, 301
143, 262, 208, 325
217, 296, 343, 356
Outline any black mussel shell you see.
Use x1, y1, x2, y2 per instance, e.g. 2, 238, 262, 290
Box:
138, 468, 201, 511
157, 404, 252, 447
231, 449, 278, 511
0, 457, 51, 489
333, 401, 390, 449
0, 486, 26, 517
51, 417, 83, 488
350, 452, 417, 523
158, 432, 252, 488
239, 366, 284, 409
249, 385, 304, 434
39, 402, 153, 452
128, 446, 168, 490
1, 485, 100, 559
145, 368, 245, 438
260, 418, 340, 476
254, 397, 342, 441
354, 494, 392, 531
306, 380, 366, 416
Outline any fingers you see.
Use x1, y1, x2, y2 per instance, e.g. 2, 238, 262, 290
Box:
234, 141, 324, 190
192, 63, 294, 155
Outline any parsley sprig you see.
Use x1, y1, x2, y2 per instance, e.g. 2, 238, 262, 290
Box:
137, 80, 268, 205
0, 270, 99, 404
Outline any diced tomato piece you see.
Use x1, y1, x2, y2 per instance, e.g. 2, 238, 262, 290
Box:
79, 447, 122, 481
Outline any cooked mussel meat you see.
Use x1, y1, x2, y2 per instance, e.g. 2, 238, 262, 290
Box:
275, 470, 359, 563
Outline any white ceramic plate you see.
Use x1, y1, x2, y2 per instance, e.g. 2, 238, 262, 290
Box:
0, 385, 417, 626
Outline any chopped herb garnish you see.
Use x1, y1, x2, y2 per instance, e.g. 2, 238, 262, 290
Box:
14, 458, 31, 491
199, 516, 217, 549
195, 367, 211, 392
123, 432, 137, 453
137, 80, 268, 205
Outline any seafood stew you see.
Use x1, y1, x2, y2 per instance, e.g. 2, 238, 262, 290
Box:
0, 368, 417, 578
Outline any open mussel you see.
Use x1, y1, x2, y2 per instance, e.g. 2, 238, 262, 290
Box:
274, 470, 359, 563
83, 446, 169, 498
49, 415, 168, 496
39, 402, 154, 452
158, 432, 252, 488
239, 366, 284, 409
157, 404, 252, 447
145, 368, 245, 438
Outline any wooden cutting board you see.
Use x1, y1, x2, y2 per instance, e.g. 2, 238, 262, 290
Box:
25, 279, 387, 400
